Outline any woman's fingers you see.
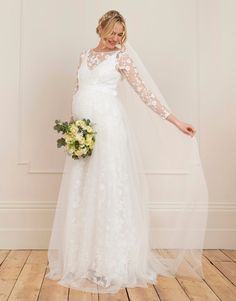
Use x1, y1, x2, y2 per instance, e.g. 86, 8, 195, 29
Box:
177, 121, 196, 137
184, 124, 196, 136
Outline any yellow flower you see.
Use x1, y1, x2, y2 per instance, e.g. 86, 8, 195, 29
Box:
65, 133, 74, 143
70, 124, 78, 135
86, 126, 93, 133
85, 136, 92, 145
75, 120, 86, 127
76, 133, 85, 144
75, 149, 83, 156
82, 148, 87, 155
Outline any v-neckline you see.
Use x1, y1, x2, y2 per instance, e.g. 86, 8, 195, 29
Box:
85, 48, 120, 71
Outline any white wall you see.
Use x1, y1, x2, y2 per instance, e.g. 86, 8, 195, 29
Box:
0, 0, 235, 248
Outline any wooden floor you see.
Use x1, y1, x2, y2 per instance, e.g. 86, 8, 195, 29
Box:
0, 249, 235, 301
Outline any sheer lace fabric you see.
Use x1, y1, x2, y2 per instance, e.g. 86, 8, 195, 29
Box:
87, 49, 119, 70
116, 49, 171, 119
73, 50, 86, 94
74, 48, 171, 120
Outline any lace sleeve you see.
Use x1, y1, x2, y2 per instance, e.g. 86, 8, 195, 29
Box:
116, 50, 171, 120
73, 49, 87, 95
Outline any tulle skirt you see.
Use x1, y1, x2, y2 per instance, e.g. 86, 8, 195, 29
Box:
46, 88, 177, 293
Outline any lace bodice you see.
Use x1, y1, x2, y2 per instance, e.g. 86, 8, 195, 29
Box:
74, 48, 171, 120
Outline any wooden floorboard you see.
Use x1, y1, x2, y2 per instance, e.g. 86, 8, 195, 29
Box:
0, 249, 235, 301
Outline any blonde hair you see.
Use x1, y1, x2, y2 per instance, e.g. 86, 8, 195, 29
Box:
96, 10, 127, 49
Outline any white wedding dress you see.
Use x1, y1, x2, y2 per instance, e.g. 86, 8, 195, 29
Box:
46, 46, 208, 294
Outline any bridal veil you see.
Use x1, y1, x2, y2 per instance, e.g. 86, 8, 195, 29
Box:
117, 41, 208, 279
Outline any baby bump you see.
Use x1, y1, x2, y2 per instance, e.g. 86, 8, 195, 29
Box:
72, 90, 127, 146
73, 90, 121, 123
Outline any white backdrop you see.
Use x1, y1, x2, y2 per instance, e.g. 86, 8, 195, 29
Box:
0, 0, 235, 248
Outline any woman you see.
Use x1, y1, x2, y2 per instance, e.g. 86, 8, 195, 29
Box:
46, 10, 208, 294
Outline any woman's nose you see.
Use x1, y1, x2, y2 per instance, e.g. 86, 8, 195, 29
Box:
113, 35, 119, 41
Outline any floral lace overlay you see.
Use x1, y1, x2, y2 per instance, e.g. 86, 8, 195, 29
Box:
116, 50, 171, 120
74, 48, 171, 120
86, 49, 118, 70
73, 50, 87, 94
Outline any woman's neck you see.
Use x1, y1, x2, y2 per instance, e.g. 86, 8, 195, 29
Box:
93, 41, 119, 52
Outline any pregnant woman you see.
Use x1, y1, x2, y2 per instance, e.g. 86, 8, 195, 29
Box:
46, 10, 208, 294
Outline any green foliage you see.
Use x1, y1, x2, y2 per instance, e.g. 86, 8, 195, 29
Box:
57, 137, 66, 148
53, 120, 70, 134
74, 140, 80, 148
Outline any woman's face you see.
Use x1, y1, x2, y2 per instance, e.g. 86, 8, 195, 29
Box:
103, 22, 124, 49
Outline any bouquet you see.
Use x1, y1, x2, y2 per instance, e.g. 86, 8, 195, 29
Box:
53, 118, 97, 159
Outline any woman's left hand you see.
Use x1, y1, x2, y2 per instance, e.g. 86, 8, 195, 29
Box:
175, 120, 196, 137
166, 114, 196, 137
